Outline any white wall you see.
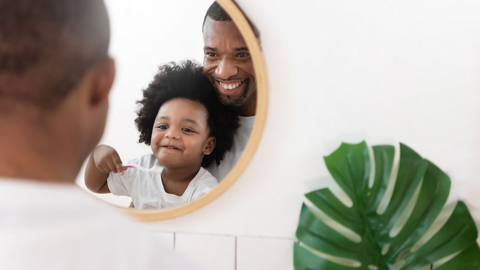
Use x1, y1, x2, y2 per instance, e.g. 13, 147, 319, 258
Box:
77, 0, 480, 268
147, 0, 480, 235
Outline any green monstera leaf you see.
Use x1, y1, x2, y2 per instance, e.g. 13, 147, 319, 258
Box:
295, 142, 480, 270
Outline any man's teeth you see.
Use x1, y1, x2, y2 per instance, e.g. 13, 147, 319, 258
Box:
220, 81, 242, 90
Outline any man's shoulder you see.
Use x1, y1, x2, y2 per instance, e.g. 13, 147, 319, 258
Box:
238, 115, 256, 129
0, 178, 136, 226
0, 178, 173, 270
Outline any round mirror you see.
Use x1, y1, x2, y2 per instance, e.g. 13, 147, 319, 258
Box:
75, 0, 268, 221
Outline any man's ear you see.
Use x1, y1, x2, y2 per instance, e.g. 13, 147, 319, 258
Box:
77, 56, 115, 157
88, 57, 115, 108
203, 137, 216, 155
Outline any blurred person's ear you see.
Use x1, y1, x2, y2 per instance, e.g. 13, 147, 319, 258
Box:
88, 57, 115, 108
78, 57, 116, 157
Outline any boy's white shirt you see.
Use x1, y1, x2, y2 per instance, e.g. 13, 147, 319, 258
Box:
107, 154, 218, 209
207, 116, 255, 182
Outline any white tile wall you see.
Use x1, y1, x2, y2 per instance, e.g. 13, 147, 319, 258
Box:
149, 231, 175, 250
237, 237, 294, 270
174, 233, 236, 270
148, 231, 295, 270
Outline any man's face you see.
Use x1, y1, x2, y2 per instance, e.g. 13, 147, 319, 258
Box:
203, 17, 256, 110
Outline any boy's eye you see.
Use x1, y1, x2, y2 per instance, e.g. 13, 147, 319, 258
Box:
157, 124, 168, 130
182, 128, 195, 133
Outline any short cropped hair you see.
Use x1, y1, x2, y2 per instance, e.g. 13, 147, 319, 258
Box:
202, 1, 261, 39
135, 60, 239, 167
0, 0, 110, 110
202, 2, 232, 29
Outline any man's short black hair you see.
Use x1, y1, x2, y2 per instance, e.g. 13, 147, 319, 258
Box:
202, 1, 261, 39
135, 60, 239, 168
0, 0, 110, 110
202, 2, 232, 30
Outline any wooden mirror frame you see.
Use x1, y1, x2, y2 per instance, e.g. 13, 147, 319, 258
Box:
120, 0, 268, 221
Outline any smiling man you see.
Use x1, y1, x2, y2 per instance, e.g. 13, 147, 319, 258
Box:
202, 2, 258, 181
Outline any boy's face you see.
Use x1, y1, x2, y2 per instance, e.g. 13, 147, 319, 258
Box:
151, 98, 215, 169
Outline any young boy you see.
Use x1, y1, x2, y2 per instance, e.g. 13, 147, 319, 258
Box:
85, 60, 239, 209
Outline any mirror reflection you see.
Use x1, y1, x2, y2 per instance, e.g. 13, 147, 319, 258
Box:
76, 0, 258, 210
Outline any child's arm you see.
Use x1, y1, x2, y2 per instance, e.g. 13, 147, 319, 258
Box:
84, 144, 125, 194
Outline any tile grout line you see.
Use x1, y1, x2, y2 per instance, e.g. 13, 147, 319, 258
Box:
173, 232, 176, 250
235, 236, 237, 270
148, 229, 296, 242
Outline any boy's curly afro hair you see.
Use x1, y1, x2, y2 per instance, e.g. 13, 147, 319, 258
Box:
135, 60, 239, 168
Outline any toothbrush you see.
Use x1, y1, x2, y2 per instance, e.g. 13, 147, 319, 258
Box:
122, 164, 163, 173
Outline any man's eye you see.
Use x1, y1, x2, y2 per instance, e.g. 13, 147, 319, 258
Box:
157, 124, 168, 130
205, 52, 217, 57
182, 128, 194, 133
237, 53, 250, 58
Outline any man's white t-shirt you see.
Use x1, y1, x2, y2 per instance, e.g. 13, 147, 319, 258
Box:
0, 178, 175, 270
207, 116, 255, 182
107, 154, 218, 209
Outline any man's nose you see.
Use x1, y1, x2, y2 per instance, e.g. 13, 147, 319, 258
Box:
215, 58, 237, 79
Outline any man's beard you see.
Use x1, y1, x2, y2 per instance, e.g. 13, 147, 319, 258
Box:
215, 80, 249, 108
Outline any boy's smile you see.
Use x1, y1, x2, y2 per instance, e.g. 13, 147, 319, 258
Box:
150, 98, 215, 169
162, 145, 181, 150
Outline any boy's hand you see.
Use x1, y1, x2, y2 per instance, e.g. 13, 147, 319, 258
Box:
92, 145, 125, 174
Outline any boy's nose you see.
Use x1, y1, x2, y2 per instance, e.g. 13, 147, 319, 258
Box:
165, 132, 179, 139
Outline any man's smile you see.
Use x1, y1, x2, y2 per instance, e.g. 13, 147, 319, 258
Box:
214, 79, 247, 96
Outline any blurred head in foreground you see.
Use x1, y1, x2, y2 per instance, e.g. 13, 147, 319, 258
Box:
0, 0, 115, 183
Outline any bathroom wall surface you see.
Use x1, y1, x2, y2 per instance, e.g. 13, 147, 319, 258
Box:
77, 0, 480, 268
